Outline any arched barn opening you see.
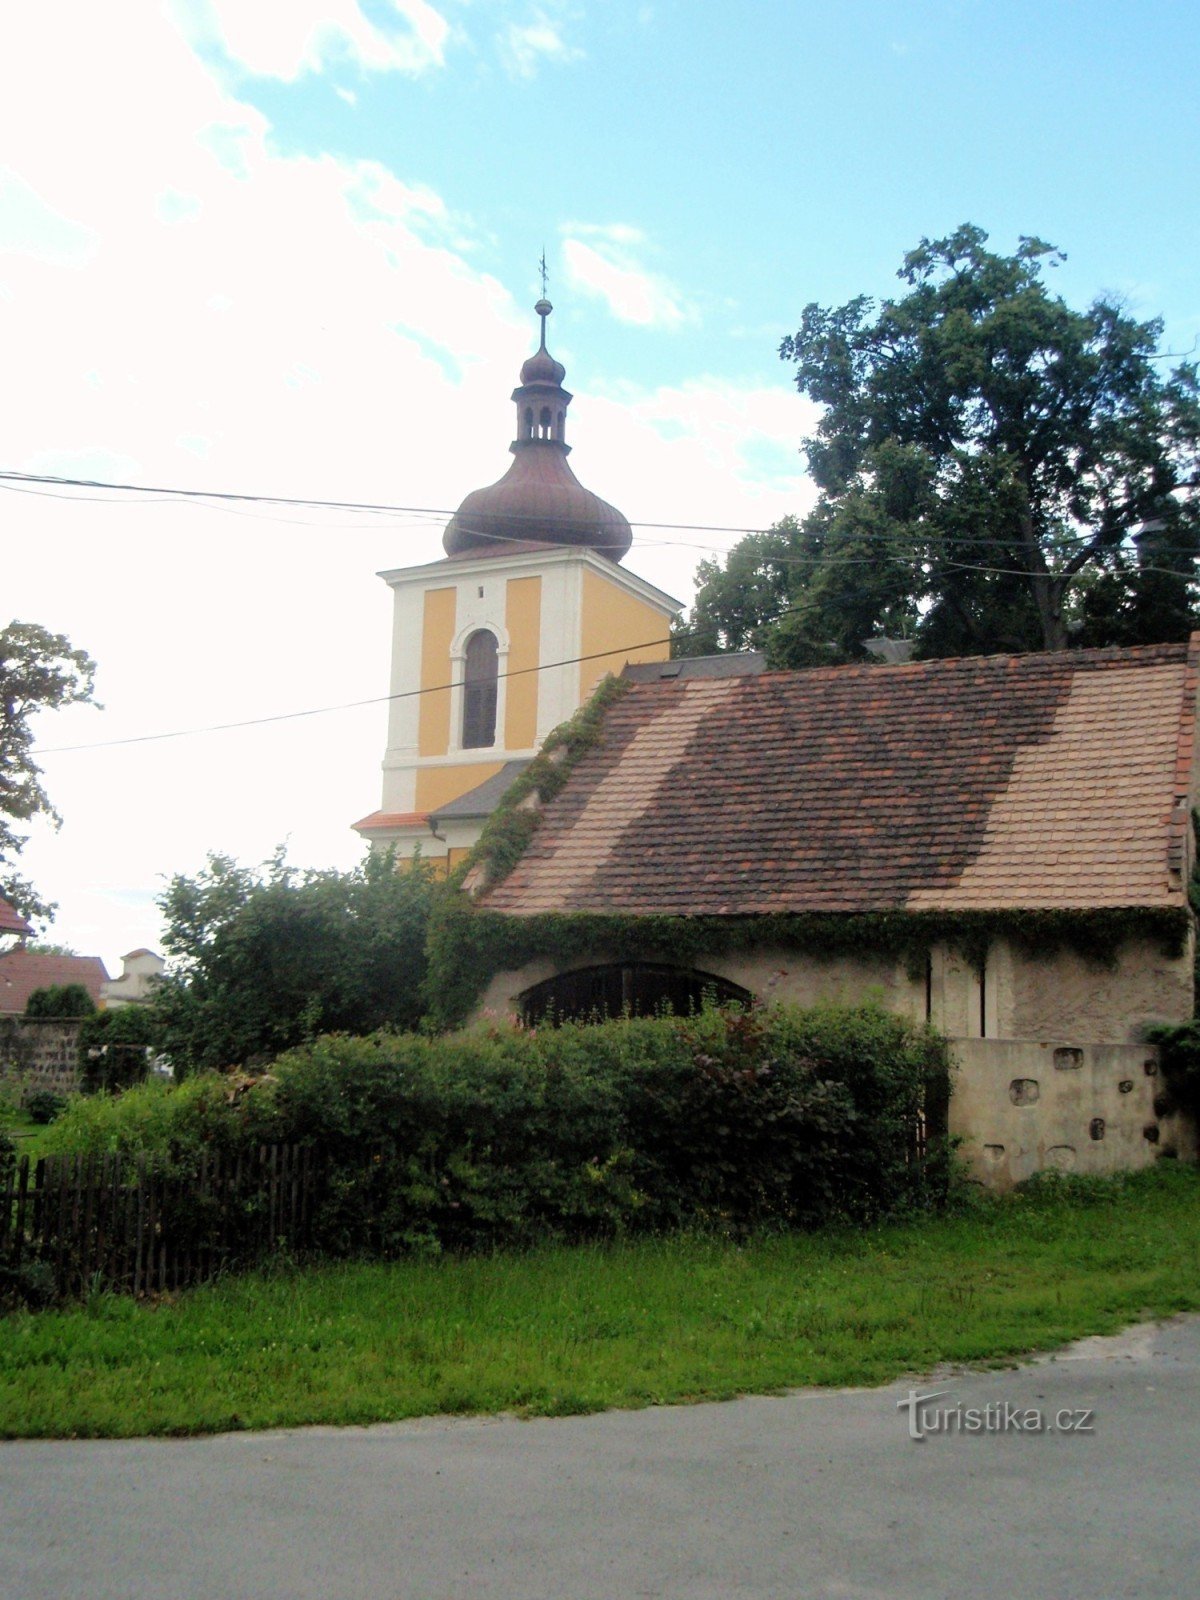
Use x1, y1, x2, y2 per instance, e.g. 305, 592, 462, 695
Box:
517, 962, 753, 1026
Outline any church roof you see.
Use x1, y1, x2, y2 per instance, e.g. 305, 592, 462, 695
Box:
443, 298, 633, 563
480, 639, 1200, 918
622, 652, 767, 682
430, 760, 533, 822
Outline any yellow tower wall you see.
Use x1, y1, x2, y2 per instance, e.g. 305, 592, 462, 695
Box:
504, 575, 542, 749
579, 567, 671, 700
417, 587, 456, 758
415, 761, 505, 813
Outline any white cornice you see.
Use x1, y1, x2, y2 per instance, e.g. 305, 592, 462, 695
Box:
377, 545, 683, 614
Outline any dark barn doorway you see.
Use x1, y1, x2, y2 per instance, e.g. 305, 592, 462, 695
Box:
517, 962, 753, 1026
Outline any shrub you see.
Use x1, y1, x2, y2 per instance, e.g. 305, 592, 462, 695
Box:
1144, 1020, 1200, 1123
42, 1003, 953, 1253
0, 1258, 55, 1312
77, 1006, 162, 1093
24, 1090, 66, 1125
151, 847, 437, 1075
41, 1074, 246, 1168
24, 983, 96, 1019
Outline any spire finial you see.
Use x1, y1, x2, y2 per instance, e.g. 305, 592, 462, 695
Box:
534, 250, 552, 351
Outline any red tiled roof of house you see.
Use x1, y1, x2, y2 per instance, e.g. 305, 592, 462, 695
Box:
482, 639, 1200, 918
0, 950, 111, 1015
351, 810, 431, 833
0, 896, 32, 937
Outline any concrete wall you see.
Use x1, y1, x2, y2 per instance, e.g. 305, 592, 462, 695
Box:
991, 936, 1193, 1042
950, 1039, 1195, 1189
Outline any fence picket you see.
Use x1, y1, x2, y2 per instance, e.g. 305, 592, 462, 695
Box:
133, 1154, 146, 1296
0, 1156, 14, 1254
2, 1140, 321, 1304
12, 1157, 30, 1269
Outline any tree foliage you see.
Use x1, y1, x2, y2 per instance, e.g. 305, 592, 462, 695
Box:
24, 983, 97, 1020
681, 227, 1200, 663
151, 848, 437, 1074
0, 621, 97, 922
78, 1005, 160, 1094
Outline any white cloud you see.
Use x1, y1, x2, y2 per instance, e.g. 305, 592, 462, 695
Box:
174, 0, 450, 82
574, 377, 818, 597
498, 13, 583, 79
561, 225, 691, 328
0, 2, 810, 966
0, 168, 98, 266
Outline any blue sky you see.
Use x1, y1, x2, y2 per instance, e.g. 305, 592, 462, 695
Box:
2, 0, 1198, 963
234, 0, 1199, 364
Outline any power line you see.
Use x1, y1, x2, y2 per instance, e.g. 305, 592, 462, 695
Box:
6, 465, 1186, 556
32, 630, 699, 755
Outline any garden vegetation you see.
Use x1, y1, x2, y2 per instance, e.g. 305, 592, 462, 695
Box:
41, 1004, 952, 1253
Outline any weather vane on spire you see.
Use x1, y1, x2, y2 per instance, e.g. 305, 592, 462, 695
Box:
538, 248, 549, 300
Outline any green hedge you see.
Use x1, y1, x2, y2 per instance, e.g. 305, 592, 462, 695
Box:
43, 1004, 953, 1253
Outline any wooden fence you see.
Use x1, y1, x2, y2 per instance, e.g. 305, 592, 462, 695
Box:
0, 1144, 324, 1301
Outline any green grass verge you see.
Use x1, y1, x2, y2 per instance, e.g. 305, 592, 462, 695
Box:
0, 1112, 58, 1163
2, 1164, 1198, 1440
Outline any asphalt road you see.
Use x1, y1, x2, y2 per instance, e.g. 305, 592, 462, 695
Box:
2, 1317, 1197, 1600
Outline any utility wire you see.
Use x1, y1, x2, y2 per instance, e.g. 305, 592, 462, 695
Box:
8, 470, 1199, 576
33, 629, 706, 755
4, 466, 1188, 555
18, 464, 1200, 758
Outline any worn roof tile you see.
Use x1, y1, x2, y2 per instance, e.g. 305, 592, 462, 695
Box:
482, 640, 1199, 917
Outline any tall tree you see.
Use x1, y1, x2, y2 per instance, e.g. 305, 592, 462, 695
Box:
151, 848, 437, 1073
0, 621, 97, 922
683, 227, 1200, 662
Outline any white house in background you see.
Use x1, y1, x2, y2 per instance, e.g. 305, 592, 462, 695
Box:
100, 949, 165, 1007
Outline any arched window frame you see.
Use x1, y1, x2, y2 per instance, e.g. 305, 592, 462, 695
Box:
449, 622, 509, 753
517, 962, 755, 1026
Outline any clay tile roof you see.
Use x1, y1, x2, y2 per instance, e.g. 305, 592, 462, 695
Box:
0, 896, 32, 937
0, 950, 111, 1015
351, 811, 430, 834
482, 639, 1200, 919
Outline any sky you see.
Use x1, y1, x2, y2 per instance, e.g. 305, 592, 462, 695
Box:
3, 0, 1198, 969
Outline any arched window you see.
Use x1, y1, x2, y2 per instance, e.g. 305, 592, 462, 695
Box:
462, 630, 498, 749
517, 963, 753, 1026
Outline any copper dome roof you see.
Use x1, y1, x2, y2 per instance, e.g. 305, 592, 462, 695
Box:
444, 448, 633, 560
443, 298, 632, 564
520, 347, 566, 386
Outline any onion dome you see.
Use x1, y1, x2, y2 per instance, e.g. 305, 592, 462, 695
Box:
443, 298, 632, 563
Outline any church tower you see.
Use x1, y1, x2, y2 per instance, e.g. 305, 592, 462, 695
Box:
354, 298, 681, 870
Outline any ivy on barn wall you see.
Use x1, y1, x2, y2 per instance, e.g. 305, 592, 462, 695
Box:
422, 675, 1193, 1030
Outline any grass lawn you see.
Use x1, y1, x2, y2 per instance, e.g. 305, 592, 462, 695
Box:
0, 1112, 57, 1164
1, 1164, 1198, 1440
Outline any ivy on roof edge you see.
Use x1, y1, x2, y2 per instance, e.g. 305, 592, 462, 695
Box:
423, 901, 1190, 1032
449, 670, 632, 897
